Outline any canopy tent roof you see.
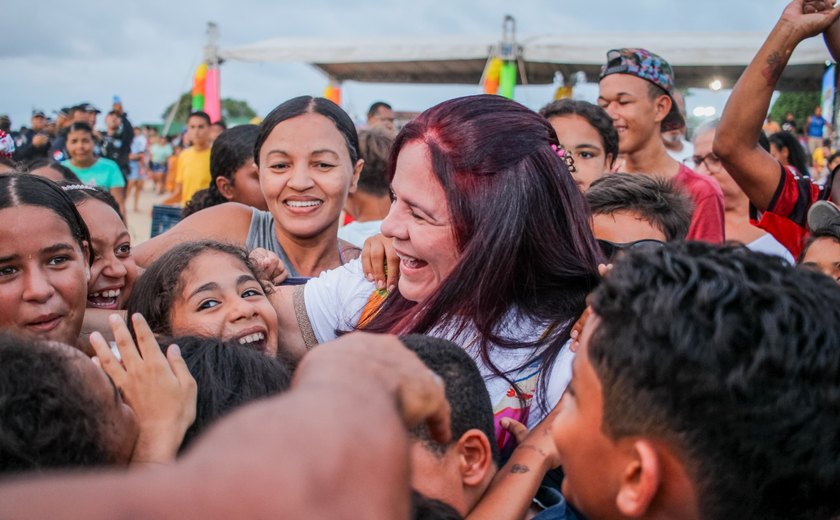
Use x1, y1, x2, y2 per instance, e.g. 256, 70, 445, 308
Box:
219, 32, 833, 91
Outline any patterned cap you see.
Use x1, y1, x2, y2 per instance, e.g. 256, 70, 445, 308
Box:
600, 48, 685, 131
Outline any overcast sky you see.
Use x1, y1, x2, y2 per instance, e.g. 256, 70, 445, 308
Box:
2, 0, 806, 129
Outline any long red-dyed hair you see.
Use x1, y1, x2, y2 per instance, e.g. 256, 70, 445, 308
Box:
361, 95, 603, 416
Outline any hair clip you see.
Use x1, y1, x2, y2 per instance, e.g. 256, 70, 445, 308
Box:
60, 184, 95, 192
551, 143, 576, 173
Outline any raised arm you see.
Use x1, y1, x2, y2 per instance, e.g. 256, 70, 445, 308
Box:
132, 202, 252, 267
715, 0, 840, 210
0, 333, 449, 520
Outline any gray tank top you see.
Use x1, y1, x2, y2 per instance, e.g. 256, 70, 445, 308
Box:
245, 208, 359, 279
245, 208, 300, 277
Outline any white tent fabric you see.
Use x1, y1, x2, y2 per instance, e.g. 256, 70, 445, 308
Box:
219, 32, 832, 90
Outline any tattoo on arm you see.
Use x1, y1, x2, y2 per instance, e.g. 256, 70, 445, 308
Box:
510, 464, 530, 474
762, 51, 786, 87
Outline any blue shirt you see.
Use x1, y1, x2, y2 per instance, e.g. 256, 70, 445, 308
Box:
532, 487, 584, 520
807, 115, 827, 138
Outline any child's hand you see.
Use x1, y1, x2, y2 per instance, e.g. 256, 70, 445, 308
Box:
514, 408, 563, 470
569, 306, 591, 353
499, 417, 529, 444
571, 264, 611, 352
466, 405, 563, 519
361, 234, 399, 293
90, 313, 197, 465
249, 247, 289, 286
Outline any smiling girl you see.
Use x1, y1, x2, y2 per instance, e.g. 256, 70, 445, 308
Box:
60, 122, 126, 213
60, 183, 138, 310
0, 174, 91, 346
539, 99, 619, 191
125, 241, 280, 356
135, 97, 363, 279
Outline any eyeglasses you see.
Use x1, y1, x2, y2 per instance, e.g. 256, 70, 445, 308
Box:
689, 152, 722, 170
597, 239, 665, 261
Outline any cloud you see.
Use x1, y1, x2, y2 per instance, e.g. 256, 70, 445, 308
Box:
3, 0, 798, 128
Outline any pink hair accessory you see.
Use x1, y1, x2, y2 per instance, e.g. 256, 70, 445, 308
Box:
551, 143, 576, 173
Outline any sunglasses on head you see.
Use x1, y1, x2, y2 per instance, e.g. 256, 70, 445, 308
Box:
597, 239, 665, 261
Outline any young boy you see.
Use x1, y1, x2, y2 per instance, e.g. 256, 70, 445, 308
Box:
598, 48, 725, 243
165, 111, 212, 206
586, 173, 694, 254
402, 334, 499, 516
471, 243, 840, 520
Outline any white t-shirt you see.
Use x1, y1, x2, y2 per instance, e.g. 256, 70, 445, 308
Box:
747, 233, 796, 264
131, 134, 147, 156
337, 220, 383, 249
303, 259, 574, 447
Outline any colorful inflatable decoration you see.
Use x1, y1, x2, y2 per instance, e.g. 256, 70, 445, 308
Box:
191, 62, 222, 122
483, 58, 503, 95
481, 16, 518, 100
205, 66, 221, 123
191, 63, 207, 112
323, 83, 342, 105
498, 61, 517, 100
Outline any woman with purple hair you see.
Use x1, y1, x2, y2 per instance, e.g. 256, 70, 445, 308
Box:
269, 95, 601, 450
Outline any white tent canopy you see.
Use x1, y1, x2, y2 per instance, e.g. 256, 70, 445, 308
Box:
219, 32, 833, 91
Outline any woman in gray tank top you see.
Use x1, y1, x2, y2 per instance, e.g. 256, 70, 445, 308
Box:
135, 96, 364, 277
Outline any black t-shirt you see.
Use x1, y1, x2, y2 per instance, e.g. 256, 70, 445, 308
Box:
101, 115, 134, 174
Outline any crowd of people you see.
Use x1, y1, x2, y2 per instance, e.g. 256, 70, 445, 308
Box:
0, 1, 839, 519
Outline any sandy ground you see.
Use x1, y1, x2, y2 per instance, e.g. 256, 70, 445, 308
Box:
125, 181, 170, 245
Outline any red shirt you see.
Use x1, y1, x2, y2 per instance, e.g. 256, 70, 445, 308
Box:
751, 211, 807, 258
674, 163, 726, 243
753, 164, 833, 257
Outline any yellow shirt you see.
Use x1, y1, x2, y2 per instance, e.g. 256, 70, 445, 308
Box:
175, 146, 211, 206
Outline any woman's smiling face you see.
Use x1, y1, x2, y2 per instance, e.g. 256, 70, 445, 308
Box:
258, 112, 361, 241
380, 141, 459, 303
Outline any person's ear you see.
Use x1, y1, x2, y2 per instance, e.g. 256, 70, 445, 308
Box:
349, 159, 364, 194
615, 439, 661, 517
457, 429, 494, 488
653, 95, 672, 125
216, 176, 235, 201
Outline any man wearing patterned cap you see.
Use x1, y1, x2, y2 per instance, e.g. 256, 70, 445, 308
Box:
598, 48, 725, 242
